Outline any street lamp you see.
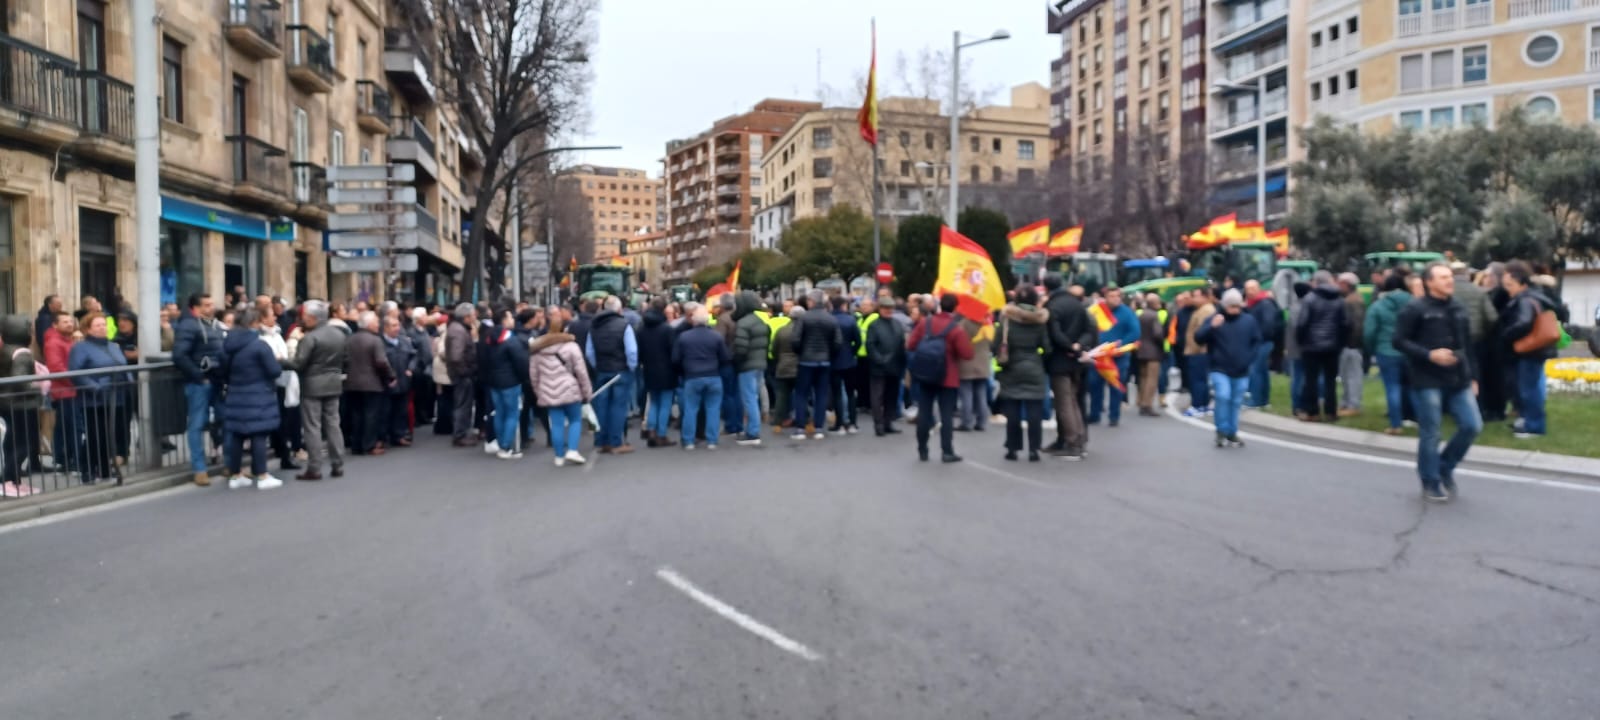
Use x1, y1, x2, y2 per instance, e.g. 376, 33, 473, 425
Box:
511, 144, 621, 301
1212, 80, 1267, 224
947, 29, 1011, 228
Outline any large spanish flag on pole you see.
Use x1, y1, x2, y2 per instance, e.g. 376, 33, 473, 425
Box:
934, 226, 1006, 323
857, 20, 879, 145
1046, 225, 1083, 257
727, 259, 741, 292
1007, 219, 1050, 258
1185, 213, 1237, 250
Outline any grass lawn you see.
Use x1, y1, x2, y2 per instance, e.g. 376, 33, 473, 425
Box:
1253, 373, 1600, 460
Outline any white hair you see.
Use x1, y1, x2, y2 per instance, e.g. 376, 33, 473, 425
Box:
691, 308, 711, 326
358, 311, 379, 330
604, 296, 623, 313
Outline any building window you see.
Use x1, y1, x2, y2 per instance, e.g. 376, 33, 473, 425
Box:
1399, 54, 1424, 93
1078, 90, 1087, 115
1139, 60, 1150, 89
991, 167, 1003, 182
0, 198, 11, 313
1077, 127, 1087, 152
1347, 69, 1359, 90
1116, 108, 1127, 131
327, 15, 337, 70
1094, 44, 1103, 67
1158, 91, 1170, 120
899, 131, 910, 146
1462, 45, 1487, 84
1525, 95, 1558, 117
1139, 99, 1150, 126
162, 36, 184, 122
330, 129, 344, 166
1399, 0, 1421, 15
1158, 49, 1170, 79
1524, 33, 1560, 67
1140, 19, 1150, 44
1311, 81, 1322, 101
992, 137, 1002, 152
812, 127, 833, 149
1017, 139, 1035, 160
1429, 107, 1455, 128
970, 165, 980, 183
1160, 8, 1172, 38
1114, 69, 1126, 97
970, 135, 980, 152
1330, 76, 1341, 95
1095, 82, 1104, 109
813, 157, 833, 178
924, 131, 936, 150
1399, 110, 1424, 130
1592, 88, 1600, 122
1093, 119, 1103, 145
900, 160, 912, 177
1348, 16, 1359, 33
1430, 49, 1454, 89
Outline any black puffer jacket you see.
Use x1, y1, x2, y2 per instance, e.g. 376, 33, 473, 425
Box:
638, 310, 679, 391
484, 326, 531, 390
172, 311, 225, 384
1295, 285, 1349, 355
792, 306, 840, 365
1043, 288, 1094, 375
1394, 294, 1473, 391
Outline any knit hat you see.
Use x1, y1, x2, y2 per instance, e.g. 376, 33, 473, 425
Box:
1221, 288, 1245, 308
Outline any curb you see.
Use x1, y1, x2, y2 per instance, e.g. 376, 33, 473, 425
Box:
0, 467, 207, 529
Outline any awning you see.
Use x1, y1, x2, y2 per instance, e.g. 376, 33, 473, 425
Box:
161, 195, 296, 241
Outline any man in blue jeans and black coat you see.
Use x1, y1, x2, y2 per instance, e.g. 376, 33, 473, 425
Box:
172, 292, 224, 486
1393, 262, 1481, 503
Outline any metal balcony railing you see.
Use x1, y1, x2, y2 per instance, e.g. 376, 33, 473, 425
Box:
224, 1, 282, 53
355, 79, 391, 120
287, 26, 335, 86
1214, 0, 1287, 41
291, 161, 326, 205
79, 71, 133, 143
383, 27, 434, 78
392, 115, 435, 156
0, 34, 80, 126
226, 134, 289, 195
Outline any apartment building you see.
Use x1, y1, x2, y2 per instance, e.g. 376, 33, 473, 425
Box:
1048, 0, 1208, 246
0, 0, 473, 315
1205, 0, 1292, 225
1303, 0, 1600, 132
761, 85, 1051, 232
661, 99, 819, 284
564, 165, 661, 261
625, 230, 668, 288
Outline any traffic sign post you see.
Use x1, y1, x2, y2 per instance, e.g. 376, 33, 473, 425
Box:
326, 164, 424, 299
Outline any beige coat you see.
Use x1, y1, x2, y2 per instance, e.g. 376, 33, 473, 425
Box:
1184, 303, 1217, 356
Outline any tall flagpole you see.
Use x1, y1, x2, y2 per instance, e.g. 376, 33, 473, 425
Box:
868, 18, 881, 291
871, 133, 881, 279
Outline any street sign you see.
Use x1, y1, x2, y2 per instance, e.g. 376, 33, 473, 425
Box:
329, 186, 418, 205
876, 262, 894, 284
328, 231, 421, 251
331, 255, 419, 273
329, 211, 418, 231
327, 164, 415, 183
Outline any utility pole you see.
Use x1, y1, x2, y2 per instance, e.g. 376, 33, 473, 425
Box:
131, 0, 160, 359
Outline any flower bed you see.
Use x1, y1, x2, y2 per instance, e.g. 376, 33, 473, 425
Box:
1546, 358, 1600, 395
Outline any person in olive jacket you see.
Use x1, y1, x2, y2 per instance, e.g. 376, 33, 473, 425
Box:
286, 300, 348, 481
1135, 294, 1167, 417
770, 305, 804, 431
994, 286, 1052, 462
730, 291, 771, 444
864, 299, 907, 436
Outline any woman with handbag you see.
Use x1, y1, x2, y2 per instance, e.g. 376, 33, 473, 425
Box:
1499, 261, 1561, 439
994, 286, 1052, 462
527, 312, 593, 467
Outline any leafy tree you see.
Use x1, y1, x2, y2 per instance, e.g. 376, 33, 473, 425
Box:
778, 205, 877, 282
691, 262, 733, 291
1471, 196, 1557, 268
734, 248, 790, 291
957, 207, 1015, 289
1286, 181, 1400, 271
891, 214, 942, 296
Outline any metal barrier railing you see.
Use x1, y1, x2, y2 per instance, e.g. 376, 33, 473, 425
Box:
1, 362, 212, 499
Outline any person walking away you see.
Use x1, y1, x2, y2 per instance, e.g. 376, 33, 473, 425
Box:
1088, 286, 1141, 426
673, 308, 730, 450
953, 311, 994, 432
1363, 274, 1413, 435
218, 309, 284, 489
639, 300, 680, 448
827, 296, 862, 434
285, 300, 346, 481
445, 304, 479, 447
1135, 295, 1166, 417
172, 293, 224, 486
1393, 263, 1481, 502
408, 308, 436, 426
259, 312, 302, 471
1243, 279, 1282, 409
1284, 281, 1311, 410
344, 311, 395, 456
586, 297, 639, 454
1043, 273, 1095, 459
865, 299, 907, 436
771, 305, 803, 433
1336, 273, 1367, 417
1, 315, 45, 493
731, 291, 771, 446
1479, 263, 1512, 422
791, 290, 840, 440
1180, 288, 1218, 418
484, 310, 531, 459
68, 314, 130, 484
1295, 271, 1349, 422
382, 315, 420, 448
1195, 290, 1262, 448
713, 296, 743, 437
906, 294, 975, 463
1499, 261, 1560, 439
528, 313, 592, 466
995, 287, 1052, 461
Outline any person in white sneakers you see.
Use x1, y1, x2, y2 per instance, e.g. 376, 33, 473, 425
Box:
219, 308, 284, 489
527, 310, 593, 467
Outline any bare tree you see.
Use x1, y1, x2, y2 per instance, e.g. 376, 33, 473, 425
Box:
430, 0, 596, 301
1128, 131, 1209, 257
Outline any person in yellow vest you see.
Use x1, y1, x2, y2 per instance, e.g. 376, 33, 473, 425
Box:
851, 299, 878, 432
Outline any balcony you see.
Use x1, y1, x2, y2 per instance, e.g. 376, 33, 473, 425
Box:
355, 80, 392, 134
716, 203, 740, 217
1398, 2, 1497, 38
1591, 47, 1600, 73
387, 115, 437, 181
383, 27, 435, 105
1308, 32, 1360, 67
715, 163, 741, 176
715, 142, 740, 158
716, 183, 740, 196
1309, 90, 1359, 118
413, 202, 440, 256
290, 161, 329, 223
74, 71, 134, 163
1209, 91, 1288, 134
1211, 142, 1288, 181
1213, 0, 1288, 47
227, 134, 290, 208
1222, 43, 1288, 82
0, 34, 81, 147
224, 2, 283, 60
1509, 0, 1600, 18
287, 26, 335, 93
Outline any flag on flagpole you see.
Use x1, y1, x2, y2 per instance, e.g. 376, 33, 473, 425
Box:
1046, 225, 1083, 257
1267, 227, 1290, 257
704, 283, 731, 306
1007, 219, 1050, 258
857, 20, 880, 145
933, 226, 1006, 323
1185, 213, 1236, 249
1232, 220, 1267, 242
727, 260, 741, 292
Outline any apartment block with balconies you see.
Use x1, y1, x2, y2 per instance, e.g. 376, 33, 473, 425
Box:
1206, 0, 1293, 225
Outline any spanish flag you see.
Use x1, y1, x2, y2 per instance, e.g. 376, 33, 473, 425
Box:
726, 259, 741, 292
933, 225, 1005, 323
704, 283, 731, 306
1185, 213, 1236, 250
1232, 220, 1267, 242
1268, 227, 1290, 257
609, 255, 629, 267
857, 20, 879, 145
1007, 219, 1050, 258
1046, 225, 1083, 257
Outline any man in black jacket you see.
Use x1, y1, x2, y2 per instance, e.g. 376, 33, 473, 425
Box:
1499, 260, 1559, 438
172, 292, 225, 485
1393, 263, 1480, 503
791, 290, 840, 440
864, 299, 907, 436
1042, 274, 1096, 459
1294, 271, 1349, 422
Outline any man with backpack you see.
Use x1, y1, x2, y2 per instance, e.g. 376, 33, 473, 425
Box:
905, 294, 975, 463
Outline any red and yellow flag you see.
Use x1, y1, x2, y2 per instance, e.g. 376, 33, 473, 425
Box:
933, 225, 1005, 323
609, 255, 629, 267
857, 20, 879, 145
1231, 220, 1267, 243
1185, 213, 1237, 250
1046, 225, 1083, 257
727, 259, 741, 292
1267, 227, 1290, 257
704, 283, 731, 306
1007, 219, 1050, 258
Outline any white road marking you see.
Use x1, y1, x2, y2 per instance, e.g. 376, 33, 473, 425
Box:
1161, 396, 1600, 495
0, 484, 200, 535
966, 461, 1058, 489
655, 566, 824, 662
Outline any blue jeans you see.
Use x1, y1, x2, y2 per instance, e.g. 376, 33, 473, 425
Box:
184, 382, 213, 473
548, 402, 582, 457
1289, 358, 1305, 409
1376, 355, 1406, 430
793, 364, 830, 429
1248, 342, 1274, 407
1185, 355, 1211, 410
738, 370, 764, 437
647, 389, 676, 438
681, 376, 722, 447
594, 371, 632, 448
491, 385, 521, 451
1087, 356, 1130, 422
720, 365, 741, 435
1209, 372, 1249, 436
1414, 386, 1483, 485
1515, 358, 1547, 435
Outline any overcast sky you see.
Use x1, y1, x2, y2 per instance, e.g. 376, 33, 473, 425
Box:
565, 0, 1057, 174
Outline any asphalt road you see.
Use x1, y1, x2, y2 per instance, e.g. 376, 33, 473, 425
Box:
1, 410, 1597, 719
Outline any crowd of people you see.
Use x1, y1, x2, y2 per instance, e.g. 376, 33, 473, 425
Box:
0, 258, 1572, 503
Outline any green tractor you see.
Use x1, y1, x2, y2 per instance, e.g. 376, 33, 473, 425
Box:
1356, 251, 1446, 302
574, 264, 634, 303
1276, 259, 1318, 280
1044, 252, 1120, 296
667, 284, 696, 304
1189, 242, 1280, 288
